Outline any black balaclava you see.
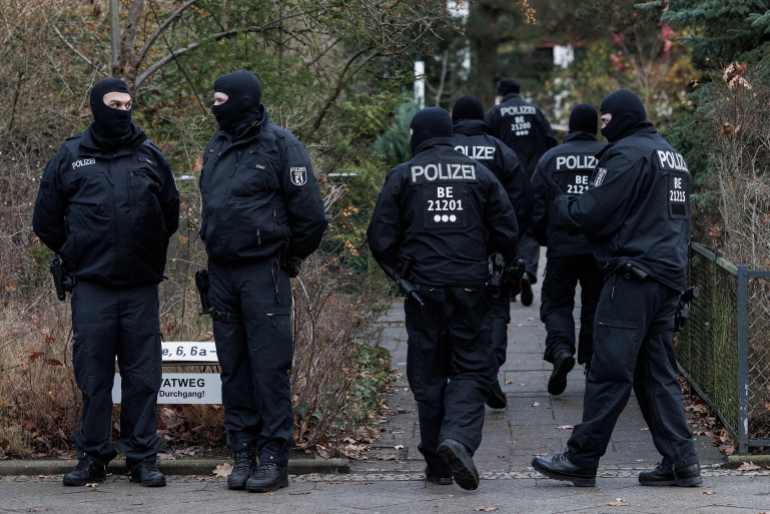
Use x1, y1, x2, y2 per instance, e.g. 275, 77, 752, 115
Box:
410, 107, 452, 155
600, 89, 648, 142
212, 70, 263, 138
569, 104, 598, 135
89, 78, 133, 141
452, 96, 485, 122
496, 79, 520, 97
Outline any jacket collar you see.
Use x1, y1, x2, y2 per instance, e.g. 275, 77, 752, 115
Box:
452, 119, 489, 136
565, 132, 597, 143
413, 137, 453, 156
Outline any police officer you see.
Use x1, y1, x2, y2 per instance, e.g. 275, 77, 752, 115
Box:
449, 95, 530, 409
486, 79, 557, 306
199, 70, 327, 493
33, 78, 179, 487
368, 107, 518, 490
531, 104, 605, 396
531, 90, 701, 487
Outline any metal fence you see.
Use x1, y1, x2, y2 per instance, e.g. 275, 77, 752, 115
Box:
677, 242, 770, 453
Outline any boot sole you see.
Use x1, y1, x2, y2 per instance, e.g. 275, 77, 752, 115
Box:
246, 477, 289, 493
129, 475, 167, 487
438, 441, 479, 491
531, 459, 596, 487
425, 476, 453, 486
62, 476, 106, 487
640, 476, 702, 487
548, 356, 575, 396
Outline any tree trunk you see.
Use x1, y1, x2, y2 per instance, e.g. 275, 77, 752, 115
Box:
467, 0, 499, 107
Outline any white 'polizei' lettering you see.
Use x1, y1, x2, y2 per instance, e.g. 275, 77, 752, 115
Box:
555, 154, 598, 171
411, 163, 477, 183
500, 105, 536, 117
656, 150, 689, 172
454, 145, 495, 161
72, 158, 96, 170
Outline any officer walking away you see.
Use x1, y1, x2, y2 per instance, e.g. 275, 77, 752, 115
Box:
486, 79, 558, 306
368, 107, 518, 490
199, 70, 327, 493
33, 78, 179, 487
530, 104, 605, 396
531, 90, 701, 487
449, 95, 530, 410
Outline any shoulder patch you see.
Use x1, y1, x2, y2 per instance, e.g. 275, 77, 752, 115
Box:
290, 166, 308, 186
592, 167, 608, 187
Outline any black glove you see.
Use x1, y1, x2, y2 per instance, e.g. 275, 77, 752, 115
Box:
282, 256, 302, 278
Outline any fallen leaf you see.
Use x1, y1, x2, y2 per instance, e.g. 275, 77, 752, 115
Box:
394, 445, 404, 450
212, 462, 232, 478
531, 402, 540, 407
557, 425, 574, 430
607, 498, 627, 507
703, 490, 715, 495
737, 461, 762, 471
85, 482, 98, 488
475, 507, 498, 512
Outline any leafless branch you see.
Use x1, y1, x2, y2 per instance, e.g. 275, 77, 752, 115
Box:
51, 25, 102, 72
133, 0, 201, 71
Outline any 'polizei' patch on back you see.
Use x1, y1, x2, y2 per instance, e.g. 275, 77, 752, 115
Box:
290, 166, 308, 186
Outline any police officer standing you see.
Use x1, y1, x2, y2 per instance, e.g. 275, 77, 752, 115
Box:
486, 79, 557, 306
199, 70, 327, 493
33, 78, 179, 487
449, 95, 530, 409
532, 90, 701, 487
368, 107, 518, 490
531, 104, 605, 396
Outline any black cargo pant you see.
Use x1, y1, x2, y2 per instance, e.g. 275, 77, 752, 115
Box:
518, 234, 540, 281
541, 254, 602, 365
404, 286, 492, 468
71, 281, 162, 463
566, 273, 699, 469
489, 284, 511, 372
208, 258, 293, 464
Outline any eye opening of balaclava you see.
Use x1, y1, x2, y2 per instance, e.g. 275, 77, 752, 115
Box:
211, 69, 263, 137
599, 89, 647, 142
452, 96, 485, 123
569, 103, 599, 135
89, 78, 133, 140
410, 107, 453, 155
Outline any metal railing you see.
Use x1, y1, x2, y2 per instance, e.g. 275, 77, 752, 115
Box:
677, 242, 770, 453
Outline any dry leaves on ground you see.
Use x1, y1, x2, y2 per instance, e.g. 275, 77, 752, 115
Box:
737, 461, 763, 471
212, 462, 232, 478
475, 506, 498, 512
607, 498, 627, 507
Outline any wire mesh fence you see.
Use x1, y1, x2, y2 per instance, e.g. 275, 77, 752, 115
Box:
677, 242, 770, 453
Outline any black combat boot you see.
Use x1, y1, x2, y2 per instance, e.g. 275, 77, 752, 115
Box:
548, 351, 575, 396
62, 453, 107, 486
246, 445, 288, 493
128, 456, 166, 487
531, 451, 596, 487
486, 378, 508, 409
227, 449, 256, 490
520, 273, 534, 307
425, 465, 453, 485
639, 461, 702, 487
437, 438, 479, 490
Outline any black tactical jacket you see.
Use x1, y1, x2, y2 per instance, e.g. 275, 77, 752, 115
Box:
367, 138, 519, 288
485, 94, 558, 176
555, 125, 691, 292
33, 129, 179, 287
531, 132, 606, 256
449, 119, 532, 235
199, 110, 327, 264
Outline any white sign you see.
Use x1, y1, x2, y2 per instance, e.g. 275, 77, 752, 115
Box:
161, 341, 219, 363
112, 373, 222, 405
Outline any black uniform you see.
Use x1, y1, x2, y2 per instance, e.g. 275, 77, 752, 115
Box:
368, 108, 518, 481
200, 78, 327, 467
531, 130, 605, 368
33, 116, 179, 464
449, 115, 530, 372
486, 81, 557, 284
554, 92, 698, 471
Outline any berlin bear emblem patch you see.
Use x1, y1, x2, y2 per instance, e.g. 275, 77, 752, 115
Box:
290, 166, 308, 186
